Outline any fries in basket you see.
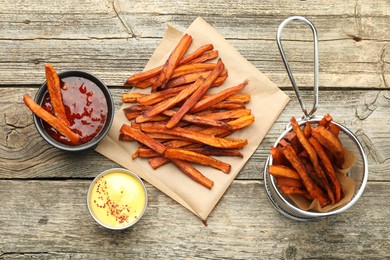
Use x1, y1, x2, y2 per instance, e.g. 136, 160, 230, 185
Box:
119, 34, 254, 189
269, 114, 345, 207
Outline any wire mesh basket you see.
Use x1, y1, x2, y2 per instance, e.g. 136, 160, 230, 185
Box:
263, 16, 368, 221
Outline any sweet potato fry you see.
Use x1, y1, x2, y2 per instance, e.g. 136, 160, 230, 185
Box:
140, 123, 248, 149
210, 101, 246, 110
187, 147, 243, 158
123, 104, 147, 120
134, 147, 160, 158
209, 74, 228, 88
130, 77, 156, 89
156, 132, 198, 150
223, 93, 251, 103
194, 108, 219, 116
283, 132, 302, 153
45, 64, 69, 126
299, 156, 322, 186
196, 115, 252, 137
151, 142, 240, 165
23, 94, 80, 144
268, 165, 301, 180
149, 157, 170, 169
152, 34, 193, 91
119, 133, 134, 142
123, 104, 147, 113
135, 114, 168, 123
328, 122, 340, 137
122, 133, 168, 144
140, 132, 187, 141
145, 149, 224, 188
171, 159, 214, 189
125, 44, 214, 86
278, 185, 312, 199
317, 113, 332, 128
312, 125, 345, 168
120, 124, 166, 154
210, 94, 248, 105
124, 111, 142, 120
165, 67, 226, 89
171, 63, 217, 78
299, 150, 309, 159
290, 117, 334, 203
196, 115, 254, 138
270, 147, 287, 166
303, 122, 312, 138
137, 86, 188, 106
164, 148, 231, 173
309, 137, 342, 203
125, 66, 162, 87
130, 121, 141, 129
130, 64, 216, 90
278, 139, 290, 148
290, 119, 323, 178
282, 145, 329, 207
144, 76, 205, 118
276, 177, 304, 188
122, 92, 147, 103
227, 115, 255, 131
179, 44, 214, 64
201, 109, 251, 121
188, 50, 219, 64
166, 71, 211, 88
165, 59, 224, 129
162, 110, 232, 129
290, 117, 314, 159
190, 80, 248, 113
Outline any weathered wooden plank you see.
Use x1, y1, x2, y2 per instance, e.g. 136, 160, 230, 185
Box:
2, 0, 389, 41
0, 180, 388, 259
1, 88, 388, 181
3, 0, 389, 16
0, 37, 388, 88
118, 8, 390, 41
2, 12, 390, 41
116, 0, 390, 17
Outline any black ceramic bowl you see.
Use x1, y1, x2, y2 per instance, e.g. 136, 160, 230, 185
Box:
33, 70, 114, 151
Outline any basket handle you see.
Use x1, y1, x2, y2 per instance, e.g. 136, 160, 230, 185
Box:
277, 16, 319, 120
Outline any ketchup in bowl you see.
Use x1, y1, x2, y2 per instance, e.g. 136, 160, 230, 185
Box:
41, 76, 108, 146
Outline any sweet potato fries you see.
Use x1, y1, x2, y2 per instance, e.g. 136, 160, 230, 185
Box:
121, 34, 254, 189
23, 94, 79, 144
23, 64, 80, 145
268, 114, 344, 207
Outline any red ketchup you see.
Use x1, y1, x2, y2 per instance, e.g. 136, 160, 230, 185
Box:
41, 77, 107, 145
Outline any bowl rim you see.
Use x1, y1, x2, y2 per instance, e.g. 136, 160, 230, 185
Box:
86, 168, 148, 230
33, 70, 114, 151
264, 117, 368, 219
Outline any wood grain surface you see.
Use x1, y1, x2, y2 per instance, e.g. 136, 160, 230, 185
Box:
1, 0, 389, 259
0, 180, 389, 259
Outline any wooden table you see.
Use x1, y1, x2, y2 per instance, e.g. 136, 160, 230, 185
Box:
1, 0, 389, 258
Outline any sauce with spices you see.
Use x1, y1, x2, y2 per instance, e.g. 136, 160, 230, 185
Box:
41, 76, 107, 145
88, 170, 147, 228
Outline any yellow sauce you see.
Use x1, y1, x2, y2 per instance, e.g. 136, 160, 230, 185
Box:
88, 170, 146, 228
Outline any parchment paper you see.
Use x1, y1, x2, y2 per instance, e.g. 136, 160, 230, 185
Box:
96, 17, 289, 220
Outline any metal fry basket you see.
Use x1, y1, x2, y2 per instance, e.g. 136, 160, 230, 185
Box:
263, 16, 368, 221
